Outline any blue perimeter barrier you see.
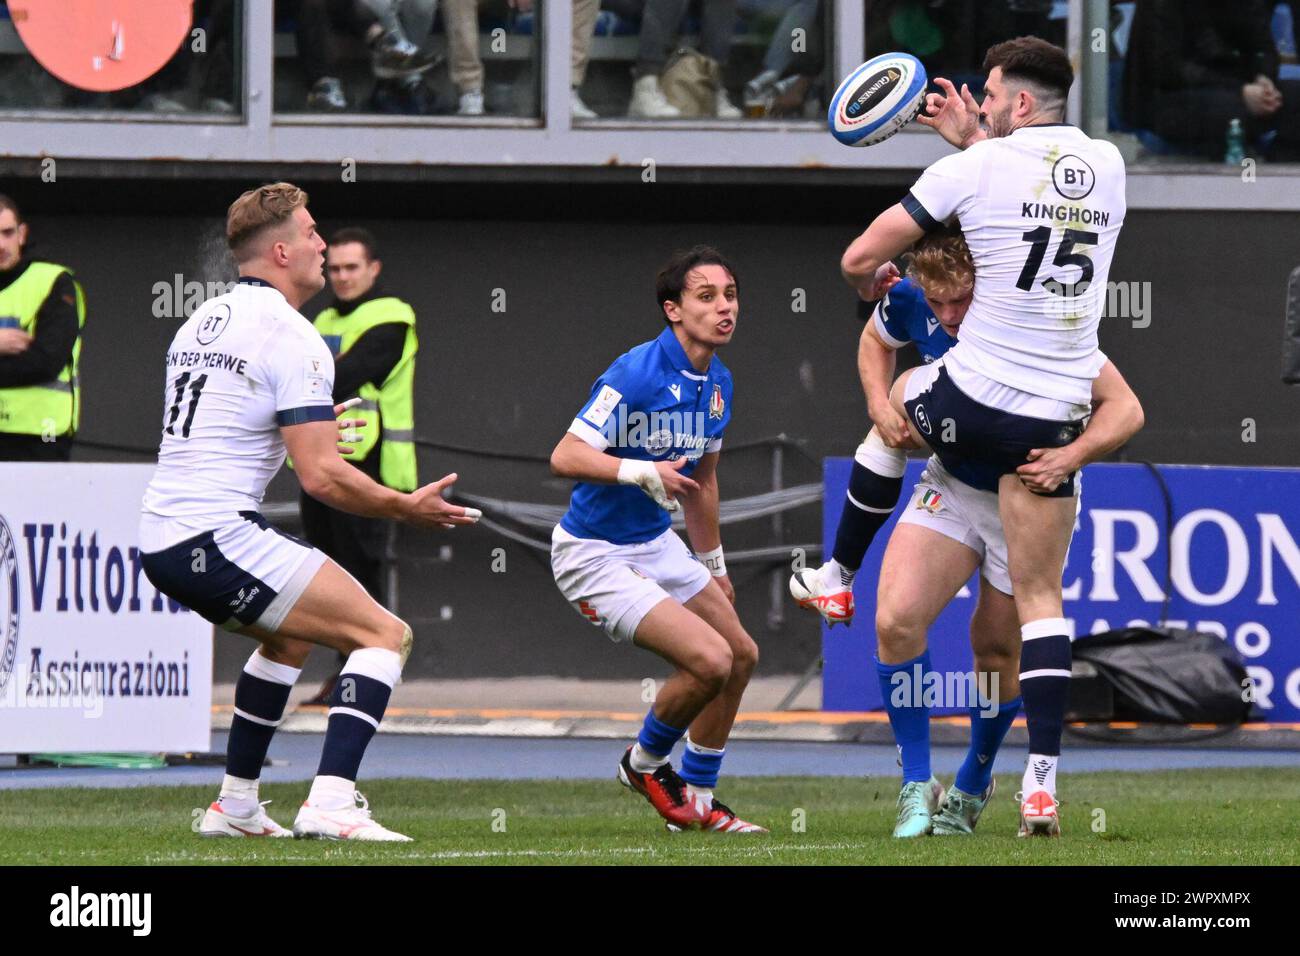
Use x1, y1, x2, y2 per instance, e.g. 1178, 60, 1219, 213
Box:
821, 460, 1300, 722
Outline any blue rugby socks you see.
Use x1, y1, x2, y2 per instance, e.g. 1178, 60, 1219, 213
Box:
629, 707, 686, 772
680, 736, 725, 786
877, 650, 933, 784
955, 695, 1021, 796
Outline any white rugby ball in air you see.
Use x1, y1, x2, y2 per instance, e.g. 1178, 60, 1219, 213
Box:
828, 53, 928, 147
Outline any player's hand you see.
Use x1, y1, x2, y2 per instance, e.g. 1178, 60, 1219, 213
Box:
0, 329, 33, 355
869, 402, 919, 449
1016, 446, 1080, 494
714, 573, 735, 605
405, 472, 483, 529
333, 398, 364, 456
335, 417, 363, 455
867, 261, 902, 302
654, 457, 700, 511
917, 77, 984, 149
1243, 77, 1282, 117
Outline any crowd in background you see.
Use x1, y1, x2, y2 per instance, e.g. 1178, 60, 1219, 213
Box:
0, 0, 1296, 160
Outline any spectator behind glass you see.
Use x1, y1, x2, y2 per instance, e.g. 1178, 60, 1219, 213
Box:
1123, 0, 1300, 160
625, 0, 742, 119
277, 0, 437, 111
738, 0, 823, 118
443, 0, 601, 117
361, 0, 442, 113
865, 0, 1058, 93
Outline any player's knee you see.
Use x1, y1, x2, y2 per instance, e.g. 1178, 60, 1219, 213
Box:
356, 615, 408, 656
689, 643, 733, 695
973, 647, 1014, 679
875, 604, 923, 654
730, 634, 759, 680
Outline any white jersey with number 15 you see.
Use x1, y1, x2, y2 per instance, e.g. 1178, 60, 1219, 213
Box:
904, 123, 1127, 407
141, 279, 335, 520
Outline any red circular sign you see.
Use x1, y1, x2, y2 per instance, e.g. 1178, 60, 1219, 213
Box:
8, 0, 193, 92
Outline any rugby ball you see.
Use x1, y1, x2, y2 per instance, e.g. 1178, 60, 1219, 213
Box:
828, 53, 928, 148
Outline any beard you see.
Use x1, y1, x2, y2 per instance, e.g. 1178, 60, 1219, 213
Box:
984, 104, 1015, 139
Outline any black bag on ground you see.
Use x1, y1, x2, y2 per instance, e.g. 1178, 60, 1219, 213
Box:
1067, 627, 1252, 724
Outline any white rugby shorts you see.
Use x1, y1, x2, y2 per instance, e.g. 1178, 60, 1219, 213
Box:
139, 511, 327, 632
551, 524, 712, 643
897, 456, 1014, 594
896, 456, 1081, 595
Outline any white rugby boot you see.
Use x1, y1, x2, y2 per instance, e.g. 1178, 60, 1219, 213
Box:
1017, 788, 1061, 837
199, 799, 292, 838
293, 790, 412, 842
789, 560, 855, 627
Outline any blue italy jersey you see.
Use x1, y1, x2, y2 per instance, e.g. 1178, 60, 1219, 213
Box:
869, 277, 957, 362
560, 326, 733, 545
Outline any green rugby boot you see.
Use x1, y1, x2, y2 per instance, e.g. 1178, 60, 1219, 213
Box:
932, 779, 996, 836
892, 776, 944, 838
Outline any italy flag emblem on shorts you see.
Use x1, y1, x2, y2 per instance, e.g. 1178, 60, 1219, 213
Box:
709, 384, 725, 420
917, 488, 943, 514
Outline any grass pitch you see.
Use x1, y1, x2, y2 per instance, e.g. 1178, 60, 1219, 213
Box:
2, 768, 1298, 865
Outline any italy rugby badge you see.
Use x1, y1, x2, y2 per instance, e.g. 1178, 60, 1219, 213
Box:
709, 384, 725, 420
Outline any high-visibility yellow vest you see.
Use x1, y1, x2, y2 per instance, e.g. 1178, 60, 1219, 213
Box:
0, 261, 85, 438
313, 296, 418, 492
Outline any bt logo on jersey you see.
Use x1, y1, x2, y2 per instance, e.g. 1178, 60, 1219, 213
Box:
913, 404, 932, 436
1051, 154, 1096, 200
195, 304, 231, 345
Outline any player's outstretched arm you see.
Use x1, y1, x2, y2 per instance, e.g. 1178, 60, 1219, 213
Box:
680, 451, 733, 602
550, 431, 699, 512
284, 419, 480, 528
1016, 360, 1145, 493
842, 205, 925, 299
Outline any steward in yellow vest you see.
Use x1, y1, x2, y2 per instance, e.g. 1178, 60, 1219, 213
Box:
0, 196, 86, 462
299, 228, 418, 703
313, 292, 418, 492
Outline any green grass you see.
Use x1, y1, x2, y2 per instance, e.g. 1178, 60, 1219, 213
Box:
2, 769, 1299, 865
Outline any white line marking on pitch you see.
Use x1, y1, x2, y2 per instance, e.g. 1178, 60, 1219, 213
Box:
125, 841, 875, 864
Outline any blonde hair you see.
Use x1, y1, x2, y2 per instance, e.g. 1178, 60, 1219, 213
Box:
226, 182, 309, 263
905, 232, 974, 298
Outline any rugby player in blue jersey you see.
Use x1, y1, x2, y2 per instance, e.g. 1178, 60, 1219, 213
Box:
549, 246, 765, 834
791, 231, 974, 626
794, 230, 1143, 836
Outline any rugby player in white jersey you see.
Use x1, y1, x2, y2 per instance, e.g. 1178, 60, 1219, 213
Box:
797, 233, 1143, 836
839, 37, 1132, 835
139, 183, 479, 841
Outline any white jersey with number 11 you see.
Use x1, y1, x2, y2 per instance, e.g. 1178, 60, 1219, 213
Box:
141, 278, 335, 520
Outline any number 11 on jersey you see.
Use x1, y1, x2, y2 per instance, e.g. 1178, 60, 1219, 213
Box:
165, 371, 208, 438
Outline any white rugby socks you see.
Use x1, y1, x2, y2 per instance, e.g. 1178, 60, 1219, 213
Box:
1024, 754, 1059, 796
630, 743, 670, 773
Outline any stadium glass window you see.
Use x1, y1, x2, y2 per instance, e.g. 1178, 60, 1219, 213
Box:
864, 0, 1067, 98
1105, 1, 1300, 166
272, 0, 544, 119
0, 0, 241, 117
578, 0, 835, 123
